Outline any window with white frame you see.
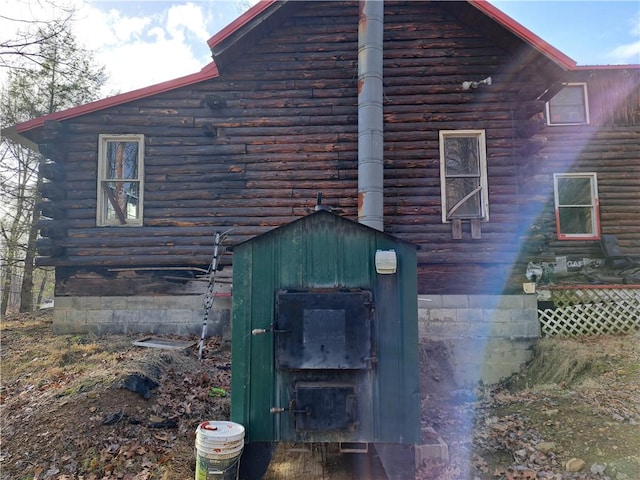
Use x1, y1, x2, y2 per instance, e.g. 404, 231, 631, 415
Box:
553, 173, 600, 240
546, 83, 590, 126
439, 130, 489, 223
97, 134, 144, 226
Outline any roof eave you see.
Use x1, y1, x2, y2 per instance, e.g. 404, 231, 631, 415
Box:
207, 0, 280, 50
6, 62, 219, 148
573, 64, 640, 70
207, 0, 288, 72
8, 0, 613, 151
0, 125, 41, 152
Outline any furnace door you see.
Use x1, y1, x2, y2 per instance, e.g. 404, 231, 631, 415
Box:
275, 290, 374, 370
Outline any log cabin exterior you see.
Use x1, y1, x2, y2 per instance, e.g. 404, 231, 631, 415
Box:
3, 0, 639, 384
518, 66, 640, 284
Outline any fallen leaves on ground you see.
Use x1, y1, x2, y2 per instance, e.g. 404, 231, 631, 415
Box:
1, 312, 230, 480
2, 313, 639, 480
419, 333, 640, 480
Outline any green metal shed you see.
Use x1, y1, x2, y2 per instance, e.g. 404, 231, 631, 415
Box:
230, 210, 421, 446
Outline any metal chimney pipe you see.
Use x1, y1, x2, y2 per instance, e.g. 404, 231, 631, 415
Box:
357, 0, 384, 231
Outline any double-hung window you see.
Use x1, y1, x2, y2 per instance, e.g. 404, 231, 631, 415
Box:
546, 83, 589, 126
553, 173, 600, 240
97, 134, 144, 226
439, 130, 489, 223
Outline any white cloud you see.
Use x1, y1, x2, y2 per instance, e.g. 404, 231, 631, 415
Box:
147, 26, 167, 43
98, 35, 203, 94
71, 1, 212, 94
111, 12, 153, 44
166, 3, 210, 43
608, 11, 640, 64
73, 5, 153, 50
1, 0, 257, 96
609, 41, 640, 64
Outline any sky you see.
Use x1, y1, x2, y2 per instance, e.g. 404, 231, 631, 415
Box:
1, 0, 639, 98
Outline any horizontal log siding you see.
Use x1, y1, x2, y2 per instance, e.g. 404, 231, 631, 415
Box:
381, 1, 539, 293
518, 126, 640, 261
38, 1, 361, 288
38, 1, 566, 295
516, 71, 640, 270
578, 69, 640, 127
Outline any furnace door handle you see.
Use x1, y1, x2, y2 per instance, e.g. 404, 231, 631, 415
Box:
251, 327, 290, 336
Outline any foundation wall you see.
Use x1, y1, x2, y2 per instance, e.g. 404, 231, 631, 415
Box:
52, 295, 231, 338
418, 294, 540, 386
52, 292, 539, 386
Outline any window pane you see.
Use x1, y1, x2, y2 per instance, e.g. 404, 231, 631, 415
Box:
444, 137, 479, 175
549, 85, 587, 124
558, 207, 593, 235
553, 86, 584, 106
103, 181, 140, 222
105, 141, 139, 180
550, 105, 587, 124
557, 177, 592, 205
554, 173, 599, 238
445, 178, 481, 217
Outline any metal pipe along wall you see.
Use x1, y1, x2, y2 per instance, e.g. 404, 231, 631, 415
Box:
357, 0, 384, 231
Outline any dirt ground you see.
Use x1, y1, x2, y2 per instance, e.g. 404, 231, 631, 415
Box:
1, 310, 638, 480
417, 333, 640, 480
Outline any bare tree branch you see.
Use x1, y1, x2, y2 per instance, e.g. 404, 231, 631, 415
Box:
1, 1, 107, 314
0, 0, 74, 70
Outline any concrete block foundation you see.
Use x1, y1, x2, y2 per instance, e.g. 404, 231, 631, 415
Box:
52, 294, 231, 338
418, 294, 540, 386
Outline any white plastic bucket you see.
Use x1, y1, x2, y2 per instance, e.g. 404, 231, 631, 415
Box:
195, 421, 245, 480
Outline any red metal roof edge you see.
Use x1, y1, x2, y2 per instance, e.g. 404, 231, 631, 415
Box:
17, 0, 632, 137
15, 63, 219, 133
472, 0, 577, 70
13, 1, 280, 136
208, 0, 577, 71
207, 0, 278, 48
574, 64, 640, 70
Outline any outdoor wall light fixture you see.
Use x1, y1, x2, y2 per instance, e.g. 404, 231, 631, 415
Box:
462, 76, 492, 90
375, 249, 397, 274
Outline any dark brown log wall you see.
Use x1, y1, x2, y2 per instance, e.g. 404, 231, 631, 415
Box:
32, 1, 592, 296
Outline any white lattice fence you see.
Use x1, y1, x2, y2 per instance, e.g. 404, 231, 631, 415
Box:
538, 286, 640, 336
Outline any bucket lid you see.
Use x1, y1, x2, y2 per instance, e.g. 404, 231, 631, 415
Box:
196, 421, 245, 443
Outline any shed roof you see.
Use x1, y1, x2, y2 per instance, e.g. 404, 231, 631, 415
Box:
232, 209, 418, 251
1, 0, 611, 147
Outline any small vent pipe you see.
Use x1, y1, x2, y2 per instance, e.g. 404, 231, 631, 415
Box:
357, 0, 384, 231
